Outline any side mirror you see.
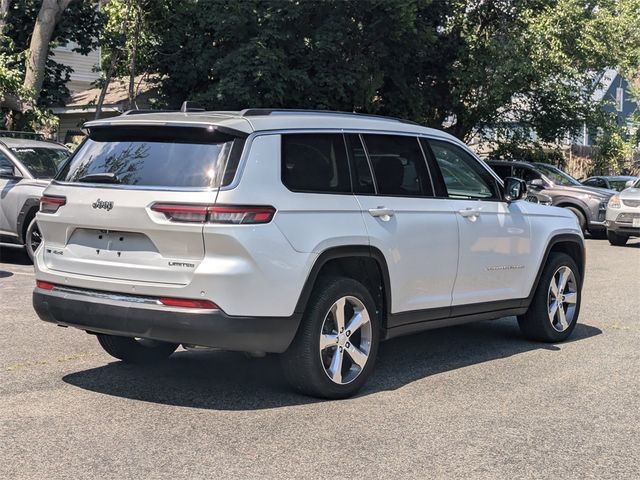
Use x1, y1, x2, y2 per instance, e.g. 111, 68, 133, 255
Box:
625, 180, 635, 188
529, 178, 545, 188
0, 166, 16, 178
504, 177, 527, 202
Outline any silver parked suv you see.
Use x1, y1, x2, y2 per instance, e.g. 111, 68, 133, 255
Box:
33, 109, 585, 398
605, 178, 640, 245
0, 133, 70, 260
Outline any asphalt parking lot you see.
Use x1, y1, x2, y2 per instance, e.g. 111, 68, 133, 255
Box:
1, 239, 639, 479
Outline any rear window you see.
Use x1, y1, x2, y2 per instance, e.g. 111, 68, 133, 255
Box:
11, 147, 69, 179
281, 133, 351, 194
57, 126, 243, 188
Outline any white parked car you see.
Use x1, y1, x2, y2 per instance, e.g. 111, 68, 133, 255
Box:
32, 109, 585, 398
606, 178, 640, 245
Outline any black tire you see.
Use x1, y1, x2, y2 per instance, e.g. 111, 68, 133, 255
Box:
589, 229, 607, 240
518, 252, 581, 342
96, 334, 178, 363
607, 230, 628, 246
565, 206, 587, 233
24, 216, 41, 263
281, 276, 380, 399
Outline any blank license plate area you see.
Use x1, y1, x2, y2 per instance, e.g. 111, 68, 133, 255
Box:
68, 229, 158, 257
633, 218, 640, 228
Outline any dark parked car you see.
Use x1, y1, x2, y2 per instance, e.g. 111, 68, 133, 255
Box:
487, 160, 616, 236
582, 175, 638, 192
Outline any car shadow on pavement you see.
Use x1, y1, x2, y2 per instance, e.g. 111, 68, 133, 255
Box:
0, 247, 31, 265
62, 317, 602, 410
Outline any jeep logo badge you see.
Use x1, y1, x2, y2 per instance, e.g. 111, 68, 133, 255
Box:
92, 199, 114, 211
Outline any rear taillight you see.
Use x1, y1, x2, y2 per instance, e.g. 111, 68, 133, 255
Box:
159, 297, 219, 309
36, 280, 56, 290
150, 204, 208, 223
40, 195, 66, 214
207, 205, 275, 224
151, 203, 275, 224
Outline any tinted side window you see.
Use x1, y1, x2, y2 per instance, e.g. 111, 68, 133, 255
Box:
490, 164, 512, 180
594, 178, 607, 188
428, 140, 499, 200
513, 166, 542, 183
361, 134, 433, 197
281, 134, 351, 193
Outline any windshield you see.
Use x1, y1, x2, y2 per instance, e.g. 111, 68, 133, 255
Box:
609, 180, 633, 192
11, 147, 70, 179
635, 178, 640, 189
534, 164, 581, 187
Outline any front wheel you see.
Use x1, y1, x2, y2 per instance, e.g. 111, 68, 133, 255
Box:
281, 277, 380, 399
607, 230, 628, 246
565, 207, 587, 233
25, 217, 42, 263
97, 334, 178, 363
518, 252, 582, 342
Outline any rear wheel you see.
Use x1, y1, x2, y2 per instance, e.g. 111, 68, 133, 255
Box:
607, 230, 628, 246
281, 277, 380, 399
96, 334, 178, 363
518, 252, 581, 342
25, 217, 42, 263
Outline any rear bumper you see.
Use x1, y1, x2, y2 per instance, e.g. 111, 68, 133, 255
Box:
33, 287, 301, 353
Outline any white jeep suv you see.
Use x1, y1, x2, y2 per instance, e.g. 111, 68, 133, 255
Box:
33, 109, 585, 398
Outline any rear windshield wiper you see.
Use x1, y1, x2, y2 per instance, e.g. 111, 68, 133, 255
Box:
76, 173, 121, 184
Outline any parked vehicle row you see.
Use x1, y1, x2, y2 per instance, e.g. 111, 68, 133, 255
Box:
486, 159, 639, 246
6, 113, 635, 399
486, 160, 615, 237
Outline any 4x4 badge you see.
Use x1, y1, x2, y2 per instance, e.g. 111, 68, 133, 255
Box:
92, 199, 114, 211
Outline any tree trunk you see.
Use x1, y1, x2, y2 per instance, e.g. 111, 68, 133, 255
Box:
127, 7, 142, 110
0, 0, 12, 38
95, 0, 134, 119
23, 0, 72, 97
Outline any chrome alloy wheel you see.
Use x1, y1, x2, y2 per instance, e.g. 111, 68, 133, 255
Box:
547, 265, 578, 332
319, 296, 372, 385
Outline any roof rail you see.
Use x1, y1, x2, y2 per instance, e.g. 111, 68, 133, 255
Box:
121, 109, 177, 116
239, 108, 421, 126
0, 130, 46, 140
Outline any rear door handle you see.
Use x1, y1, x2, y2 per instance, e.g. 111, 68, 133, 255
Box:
458, 207, 482, 218
369, 207, 395, 221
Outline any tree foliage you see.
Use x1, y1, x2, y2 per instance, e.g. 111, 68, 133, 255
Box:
138, 0, 640, 146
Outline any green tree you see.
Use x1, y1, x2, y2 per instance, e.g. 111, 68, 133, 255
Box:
140, 0, 640, 147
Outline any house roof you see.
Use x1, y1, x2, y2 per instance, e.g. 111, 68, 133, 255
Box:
51, 76, 156, 114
